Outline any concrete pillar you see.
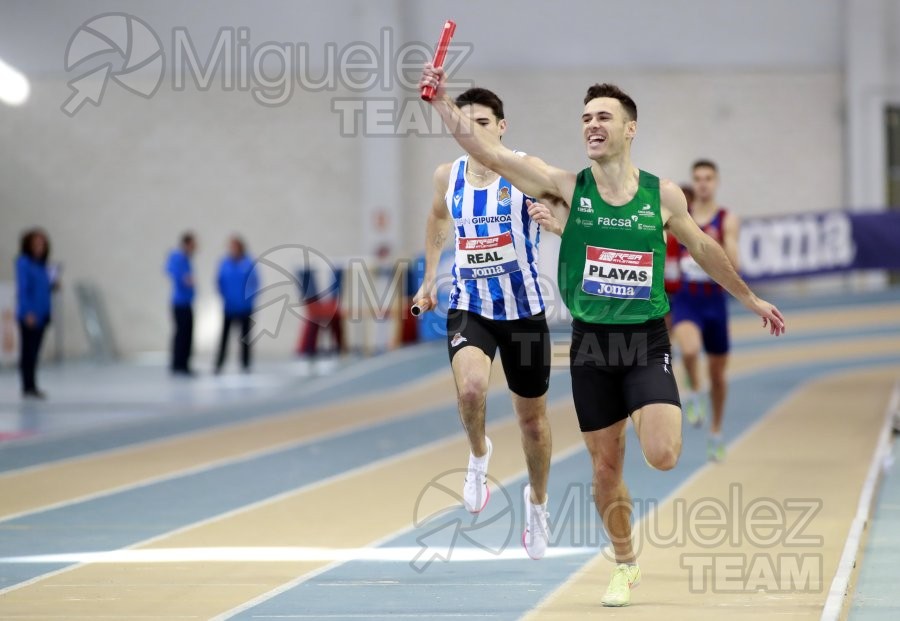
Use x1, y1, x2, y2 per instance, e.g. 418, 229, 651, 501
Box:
355, 0, 404, 259
844, 0, 900, 209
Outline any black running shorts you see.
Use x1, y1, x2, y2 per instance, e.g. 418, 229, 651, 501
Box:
446, 309, 551, 399
569, 317, 681, 432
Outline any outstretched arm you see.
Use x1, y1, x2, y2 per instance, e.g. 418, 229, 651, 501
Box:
411, 164, 454, 313
419, 64, 575, 203
721, 211, 740, 270
662, 180, 785, 336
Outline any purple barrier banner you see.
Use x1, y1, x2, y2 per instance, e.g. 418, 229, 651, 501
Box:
738, 210, 900, 281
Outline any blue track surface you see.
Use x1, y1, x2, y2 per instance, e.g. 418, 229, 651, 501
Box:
2, 346, 897, 617
0, 342, 448, 473
232, 355, 900, 620
1, 292, 898, 617
849, 440, 900, 620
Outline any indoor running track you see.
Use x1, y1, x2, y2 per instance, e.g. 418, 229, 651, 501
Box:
1, 292, 898, 620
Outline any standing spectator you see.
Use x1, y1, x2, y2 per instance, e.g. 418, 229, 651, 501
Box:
215, 236, 258, 373
166, 232, 196, 376
16, 228, 54, 399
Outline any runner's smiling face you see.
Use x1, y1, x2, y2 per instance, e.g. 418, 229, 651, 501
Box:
582, 97, 635, 162
459, 103, 507, 144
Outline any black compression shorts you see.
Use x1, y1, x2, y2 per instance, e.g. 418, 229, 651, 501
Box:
569, 317, 681, 432
446, 309, 551, 399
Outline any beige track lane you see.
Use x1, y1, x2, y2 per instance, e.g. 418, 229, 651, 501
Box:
525, 365, 900, 620
0, 395, 587, 618
0, 361, 510, 521
2, 340, 897, 618
729, 302, 900, 339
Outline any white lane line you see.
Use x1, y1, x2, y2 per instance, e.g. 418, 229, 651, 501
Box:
0, 396, 571, 599
252, 612, 500, 619
0, 546, 591, 564
41, 583, 274, 588
820, 378, 900, 621
0, 343, 441, 476
210, 439, 587, 621
312, 582, 542, 587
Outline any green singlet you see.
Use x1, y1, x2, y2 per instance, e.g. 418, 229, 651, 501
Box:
558, 168, 670, 324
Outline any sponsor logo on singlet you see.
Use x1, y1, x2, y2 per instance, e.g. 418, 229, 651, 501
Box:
582, 246, 653, 300
597, 215, 638, 228
457, 231, 522, 280
497, 186, 512, 207
578, 197, 593, 213
454, 214, 513, 227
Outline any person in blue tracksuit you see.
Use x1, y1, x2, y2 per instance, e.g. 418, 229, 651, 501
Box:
165, 232, 197, 376
215, 236, 258, 373
16, 228, 54, 399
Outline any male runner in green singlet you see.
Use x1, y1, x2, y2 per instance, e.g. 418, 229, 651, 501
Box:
419, 66, 786, 607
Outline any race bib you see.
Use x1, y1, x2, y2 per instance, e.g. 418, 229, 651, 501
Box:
582, 246, 653, 300
679, 254, 711, 282
457, 232, 521, 280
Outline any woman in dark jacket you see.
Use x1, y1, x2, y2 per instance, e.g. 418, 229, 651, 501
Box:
16, 229, 53, 399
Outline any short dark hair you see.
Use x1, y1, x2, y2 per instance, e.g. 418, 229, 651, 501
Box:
20, 228, 50, 263
230, 235, 246, 257
692, 159, 718, 173
455, 87, 505, 121
584, 83, 637, 121
180, 231, 195, 247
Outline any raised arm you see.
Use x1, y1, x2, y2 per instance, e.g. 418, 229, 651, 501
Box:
662, 179, 784, 336
411, 163, 454, 313
419, 64, 575, 203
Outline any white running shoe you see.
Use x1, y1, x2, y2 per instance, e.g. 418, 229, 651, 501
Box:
523, 484, 550, 560
463, 437, 492, 513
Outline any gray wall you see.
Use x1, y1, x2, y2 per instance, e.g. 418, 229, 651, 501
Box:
0, 0, 887, 357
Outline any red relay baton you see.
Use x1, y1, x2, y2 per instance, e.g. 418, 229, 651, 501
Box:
421, 20, 456, 101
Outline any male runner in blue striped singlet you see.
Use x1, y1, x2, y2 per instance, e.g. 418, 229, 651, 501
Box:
412, 88, 551, 559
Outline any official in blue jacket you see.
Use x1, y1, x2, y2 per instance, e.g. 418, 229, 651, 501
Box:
166, 232, 196, 375
215, 236, 258, 373
16, 229, 54, 399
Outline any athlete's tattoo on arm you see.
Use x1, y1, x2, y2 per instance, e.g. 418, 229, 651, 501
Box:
431, 225, 448, 250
